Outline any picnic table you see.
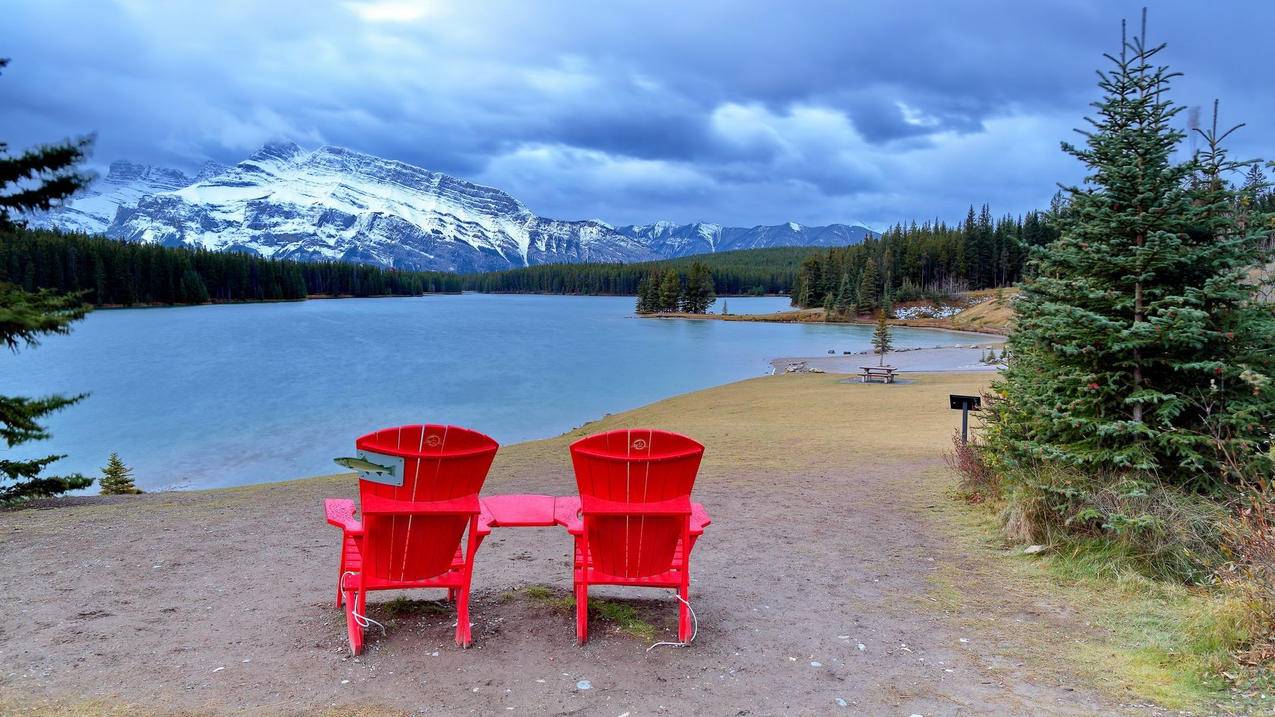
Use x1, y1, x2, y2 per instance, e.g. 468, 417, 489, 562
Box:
859, 365, 897, 383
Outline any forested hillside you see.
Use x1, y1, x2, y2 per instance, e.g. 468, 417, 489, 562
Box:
0, 227, 462, 306
462, 246, 820, 295
791, 206, 1058, 311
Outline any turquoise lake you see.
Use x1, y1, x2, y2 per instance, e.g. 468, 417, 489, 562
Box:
0, 294, 976, 490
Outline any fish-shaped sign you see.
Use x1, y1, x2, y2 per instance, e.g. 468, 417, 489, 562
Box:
334, 450, 405, 487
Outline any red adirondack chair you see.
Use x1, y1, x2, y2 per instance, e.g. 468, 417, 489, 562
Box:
557, 429, 711, 644
324, 424, 498, 655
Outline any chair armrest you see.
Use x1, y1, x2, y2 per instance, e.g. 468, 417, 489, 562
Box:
691, 502, 711, 536
324, 498, 362, 535
476, 502, 495, 538
554, 496, 583, 535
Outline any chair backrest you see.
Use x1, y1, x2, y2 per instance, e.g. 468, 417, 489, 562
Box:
355, 424, 498, 583
569, 429, 704, 579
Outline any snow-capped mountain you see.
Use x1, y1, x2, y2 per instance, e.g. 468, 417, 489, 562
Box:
614, 221, 874, 258
104, 142, 655, 273
33, 142, 874, 272
35, 160, 192, 235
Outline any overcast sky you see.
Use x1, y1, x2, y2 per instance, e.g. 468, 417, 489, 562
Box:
3, 1, 1272, 229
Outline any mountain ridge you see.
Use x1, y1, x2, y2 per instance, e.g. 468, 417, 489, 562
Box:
33, 142, 875, 273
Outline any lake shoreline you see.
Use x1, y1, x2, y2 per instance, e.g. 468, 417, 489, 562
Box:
641, 308, 1013, 336
770, 345, 1006, 375
89, 291, 463, 311
643, 309, 1009, 342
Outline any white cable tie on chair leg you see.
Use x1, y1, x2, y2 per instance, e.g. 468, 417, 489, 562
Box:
341, 571, 387, 636
646, 594, 697, 651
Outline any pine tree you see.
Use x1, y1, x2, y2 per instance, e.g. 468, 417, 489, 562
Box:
0, 283, 92, 501
795, 256, 823, 308
855, 259, 879, 314
634, 273, 653, 314
657, 270, 682, 313
985, 13, 1275, 488
871, 310, 893, 367
679, 262, 716, 313
833, 272, 852, 316
0, 60, 94, 501
99, 452, 141, 495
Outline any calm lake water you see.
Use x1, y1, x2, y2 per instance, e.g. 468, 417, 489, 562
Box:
1, 294, 974, 490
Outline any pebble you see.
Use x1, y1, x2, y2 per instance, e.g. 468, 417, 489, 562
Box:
576, 679, 592, 690
1024, 544, 1046, 554
834, 697, 848, 707
959, 638, 969, 644
810, 661, 822, 668
857, 644, 866, 651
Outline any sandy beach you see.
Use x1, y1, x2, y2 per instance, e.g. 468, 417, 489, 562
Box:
772, 345, 1006, 374
771, 331, 1008, 374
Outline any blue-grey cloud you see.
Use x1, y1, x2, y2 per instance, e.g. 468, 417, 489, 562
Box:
2, 0, 1272, 229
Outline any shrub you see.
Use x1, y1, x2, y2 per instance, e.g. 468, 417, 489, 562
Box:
944, 430, 999, 503
1218, 488, 1275, 665
999, 464, 1227, 583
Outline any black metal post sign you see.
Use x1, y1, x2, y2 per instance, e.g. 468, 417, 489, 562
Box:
949, 394, 982, 445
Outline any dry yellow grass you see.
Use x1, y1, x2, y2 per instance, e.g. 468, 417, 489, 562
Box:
483, 372, 993, 480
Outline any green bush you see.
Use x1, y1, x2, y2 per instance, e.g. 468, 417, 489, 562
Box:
999, 464, 1227, 584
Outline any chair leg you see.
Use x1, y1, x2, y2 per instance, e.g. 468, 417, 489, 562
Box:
344, 584, 364, 656
575, 581, 589, 644
335, 549, 345, 609
677, 582, 692, 643
447, 588, 458, 603
455, 586, 472, 647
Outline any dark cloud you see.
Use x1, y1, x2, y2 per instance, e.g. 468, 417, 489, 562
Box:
2, 0, 1272, 228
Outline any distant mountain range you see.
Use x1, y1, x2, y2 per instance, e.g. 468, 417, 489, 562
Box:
32, 141, 875, 273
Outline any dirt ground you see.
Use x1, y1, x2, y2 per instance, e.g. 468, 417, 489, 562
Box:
1, 374, 1159, 715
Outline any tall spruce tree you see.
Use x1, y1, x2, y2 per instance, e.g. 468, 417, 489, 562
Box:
0, 283, 92, 501
855, 259, 879, 314
680, 262, 716, 314
657, 270, 682, 313
0, 58, 94, 501
833, 272, 852, 315
985, 13, 1275, 488
634, 272, 653, 314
